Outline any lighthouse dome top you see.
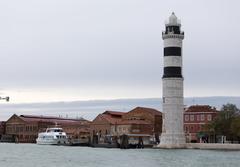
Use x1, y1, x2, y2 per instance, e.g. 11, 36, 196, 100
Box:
166, 12, 181, 26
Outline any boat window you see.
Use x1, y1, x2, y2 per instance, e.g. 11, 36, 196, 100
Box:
54, 129, 63, 132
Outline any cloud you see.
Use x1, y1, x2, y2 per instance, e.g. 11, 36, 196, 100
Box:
0, 0, 239, 102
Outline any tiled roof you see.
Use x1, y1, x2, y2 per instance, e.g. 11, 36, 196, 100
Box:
185, 105, 218, 113
19, 115, 88, 125
117, 119, 150, 125
20, 115, 86, 121
102, 111, 125, 116
128, 107, 162, 115
92, 107, 161, 125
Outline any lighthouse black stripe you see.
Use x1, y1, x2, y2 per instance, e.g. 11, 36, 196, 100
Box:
163, 67, 182, 78
164, 47, 181, 56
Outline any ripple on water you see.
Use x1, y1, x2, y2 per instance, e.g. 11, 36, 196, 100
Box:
0, 143, 240, 167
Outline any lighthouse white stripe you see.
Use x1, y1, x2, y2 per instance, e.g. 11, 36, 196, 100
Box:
164, 38, 182, 47
164, 56, 182, 67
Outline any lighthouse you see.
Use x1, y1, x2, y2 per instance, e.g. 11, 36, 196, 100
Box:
158, 12, 186, 148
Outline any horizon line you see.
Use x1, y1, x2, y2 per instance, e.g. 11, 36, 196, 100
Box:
1, 95, 239, 105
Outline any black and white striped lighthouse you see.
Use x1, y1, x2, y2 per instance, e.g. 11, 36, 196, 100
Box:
158, 12, 186, 147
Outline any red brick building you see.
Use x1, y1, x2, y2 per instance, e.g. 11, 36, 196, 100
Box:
5, 114, 90, 143
90, 111, 124, 143
184, 105, 218, 143
90, 107, 162, 144
121, 107, 162, 136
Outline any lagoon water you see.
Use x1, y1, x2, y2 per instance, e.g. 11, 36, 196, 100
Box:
0, 143, 239, 167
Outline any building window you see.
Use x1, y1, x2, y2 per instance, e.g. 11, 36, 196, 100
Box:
197, 115, 200, 121
190, 126, 193, 131
190, 115, 194, 121
207, 114, 212, 121
201, 114, 205, 121
33, 126, 37, 131
185, 115, 189, 121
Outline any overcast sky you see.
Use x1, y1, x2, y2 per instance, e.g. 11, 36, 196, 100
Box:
0, 0, 239, 103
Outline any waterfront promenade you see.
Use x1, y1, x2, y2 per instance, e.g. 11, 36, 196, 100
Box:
156, 143, 240, 150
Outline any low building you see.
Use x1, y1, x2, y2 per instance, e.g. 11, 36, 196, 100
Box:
90, 111, 124, 144
184, 105, 218, 143
121, 107, 162, 137
90, 107, 162, 145
5, 114, 90, 143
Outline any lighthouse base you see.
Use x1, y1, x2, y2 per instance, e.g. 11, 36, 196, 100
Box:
157, 133, 186, 149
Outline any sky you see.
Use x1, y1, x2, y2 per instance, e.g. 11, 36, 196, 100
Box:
0, 0, 239, 103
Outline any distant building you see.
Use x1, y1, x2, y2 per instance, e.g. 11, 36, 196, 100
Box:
5, 114, 90, 143
184, 105, 218, 143
90, 107, 162, 145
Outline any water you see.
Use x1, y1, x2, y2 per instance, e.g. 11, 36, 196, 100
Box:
0, 143, 239, 167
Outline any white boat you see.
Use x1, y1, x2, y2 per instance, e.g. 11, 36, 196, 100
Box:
36, 127, 68, 145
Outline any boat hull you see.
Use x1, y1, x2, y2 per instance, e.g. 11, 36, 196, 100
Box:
36, 138, 68, 145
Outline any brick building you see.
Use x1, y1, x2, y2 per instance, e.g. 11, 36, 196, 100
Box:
184, 105, 218, 143
90, 111, 124, 143
90, 107, 162, 144
5, 114, 90, 143
121, 107, 162, 136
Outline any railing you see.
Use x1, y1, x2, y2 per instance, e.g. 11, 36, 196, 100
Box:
162, 32, 184, 40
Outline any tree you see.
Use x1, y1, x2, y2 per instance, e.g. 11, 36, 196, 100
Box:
230, 117, 240, 142
206, 103, 240, 142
